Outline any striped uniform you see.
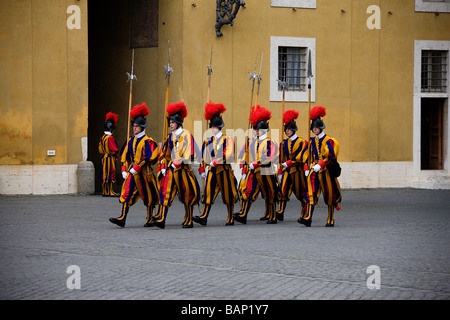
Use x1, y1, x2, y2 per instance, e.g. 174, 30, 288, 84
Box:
277, 134, 308, 219
197, 132, 238, 225
117, 132, 160, 225
235, 136, 261, 218
98, 132, 119, 196
155, 129, 201, 228
302, 132, 342, 226
235, 134, 279, 223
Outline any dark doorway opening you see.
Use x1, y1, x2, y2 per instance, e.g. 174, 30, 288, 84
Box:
421, 98, 445, 170
87, 0, 158, 193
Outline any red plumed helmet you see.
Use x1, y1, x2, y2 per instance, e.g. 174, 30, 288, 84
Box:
310, 106, 326, 130
204, 102, 226, 120
130, 102, 150, 119
250, 105, 272, 129
310, 106, 326, 120
105, 112, 119, 126
283, 109, 299, 125
166, 101, 188, 118
166, 101, 188, 125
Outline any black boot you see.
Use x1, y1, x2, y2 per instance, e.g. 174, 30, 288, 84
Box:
109, 203, 128, 228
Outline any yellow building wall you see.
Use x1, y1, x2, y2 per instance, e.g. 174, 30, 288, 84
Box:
0, 0, 88, 166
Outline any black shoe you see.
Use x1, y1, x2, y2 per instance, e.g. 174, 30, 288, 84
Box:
143, 221, 155, 227
325, 222, 334, 227
234, 215, 247, 224
297, 218, 305, 225
259, 216, 269, 221
182, 222, 193, 228
276, 212, 284, 221
225, 221, 234, 226
154, 221, 165, 229
109, 217, 125, 228
193, 215, 207, 226
303, 219, 312, 227
267, 220, 277, 224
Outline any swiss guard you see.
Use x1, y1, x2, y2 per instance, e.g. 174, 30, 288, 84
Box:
194, 102, 238, 226
99, 112, 119, 196
301, 106, 342, 227
151, 101, 201, 229
109, 103, 160, 228
277, 110, 308, 221
234, 105, 279, 224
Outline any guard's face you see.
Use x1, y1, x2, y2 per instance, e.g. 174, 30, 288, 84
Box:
285, 128, 293, 137
312, 126, 321, 135
211, 126, 220, 135
169, 120, 178, 132
133, 123, 142, 135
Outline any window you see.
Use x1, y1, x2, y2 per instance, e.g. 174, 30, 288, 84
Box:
270, 37, 315, 102
421, 50, 448, 93
271, 0, 316, 9
278, 47, 307, 91
415, 0, 450, 12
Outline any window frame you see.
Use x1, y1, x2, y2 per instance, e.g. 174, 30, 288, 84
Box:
270, 36, 315, 102
415, 0, 450, 13
270, 0, 316, 9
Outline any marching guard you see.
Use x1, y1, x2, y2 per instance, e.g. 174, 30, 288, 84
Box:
301, 106, 342, 227
99, 112, 120, 197
277, 110, 308, 221
234, 105, 279, 224
194, 102, 238, 226
109, 103, 160, 228
151, 101, 201, 229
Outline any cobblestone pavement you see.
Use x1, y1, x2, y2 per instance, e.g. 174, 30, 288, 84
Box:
0, 188, 449, 300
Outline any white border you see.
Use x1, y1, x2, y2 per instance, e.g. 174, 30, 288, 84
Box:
412, 40, 450, 188
415, 0, 450, 13
270, 36, 316, 102
271, 0, 316, 9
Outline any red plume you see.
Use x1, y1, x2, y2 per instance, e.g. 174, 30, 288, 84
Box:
283, 110, 299, 125
105, 112, 119, 126
250, 105, 272, 127
310, 106, 326, 120
204, 102, 226, 120
166, 101, 188, 119
130, 102, 150, 119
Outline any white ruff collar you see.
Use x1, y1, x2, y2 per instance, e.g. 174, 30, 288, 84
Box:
173, 127, 183, 136
316, 131, 325, 139
135, 130, 146, 138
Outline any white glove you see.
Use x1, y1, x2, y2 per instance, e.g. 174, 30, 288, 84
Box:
304, 170, 310, 177
282, 162, 288, 168
201, 172, 207, 179
209, 161, 215, 168
249, 163, 255, 170
241, 174, 246, 181
129, 168, 137, 175
161, 168, 166, 176
122, 171, 127, 179
171, 163, 177, 169
313, 164, 322, 172
278, 174, 282, 181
